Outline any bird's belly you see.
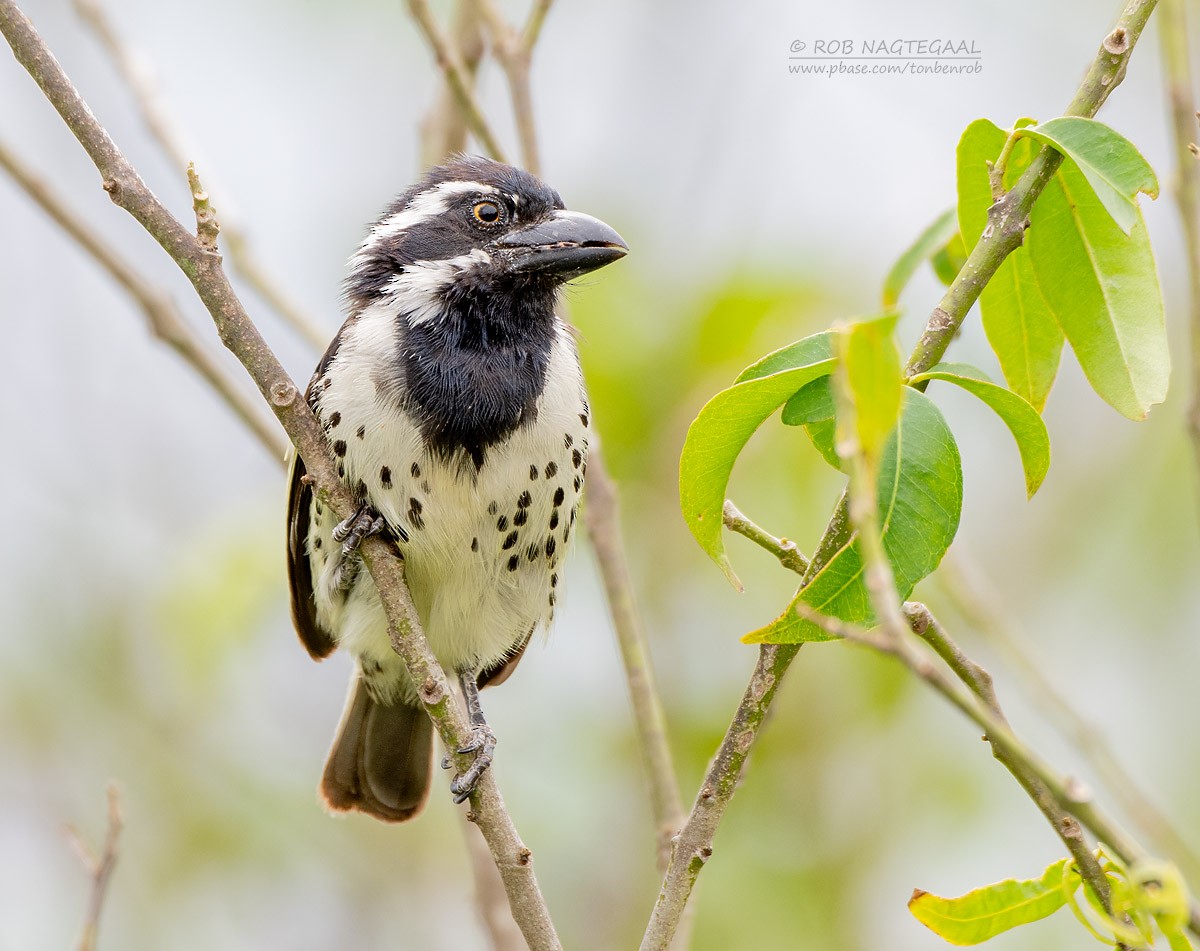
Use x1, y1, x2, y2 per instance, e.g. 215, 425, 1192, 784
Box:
312, 398, 587, 702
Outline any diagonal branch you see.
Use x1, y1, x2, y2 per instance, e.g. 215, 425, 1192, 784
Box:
406, 0, 508, 163
0, 138, 287, 460
0, 3, 558, 945
70, 0, 329, 351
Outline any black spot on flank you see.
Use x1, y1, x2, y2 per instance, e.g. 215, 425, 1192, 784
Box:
581, 462, 587, 477
550, 572, 558, 587
529, 464, 539, 481
580, 412, 589, 427
333, 439, 347, 457
545, 461, 558, 478
314, 538, 323, 550
497, 515, 509, 531
356, 424, 366, 439
421, 481, 431, 494
471, 537, 479, 552
411, 462, 421, 478
553, 487, 565, 507
380, 466, 392, 488
328, 411, 341, 428
517, 490, 533, 509
356, 479, 367, 497
513, 509, 528, 527
502, 531, 519, 550
507, 555, 520, 572
572, 449, 582, 469
337, 464, 345, 478
488, 501, 499, 515
526, 543, 540, 562
549, 591, 557, 607
545, 536, 557, 558
549, 511, 559, 530
564, 433, 574, 448
574, 476, 582, 492
315, 502, 323, 515
408, 497, 424, 529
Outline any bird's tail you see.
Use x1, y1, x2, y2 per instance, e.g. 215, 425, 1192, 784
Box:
320, 672, 433, 822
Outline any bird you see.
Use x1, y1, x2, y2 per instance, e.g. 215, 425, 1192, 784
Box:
286, 155, 627, 822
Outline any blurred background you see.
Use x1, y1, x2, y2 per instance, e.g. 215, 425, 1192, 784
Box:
2, 0, 1199, 948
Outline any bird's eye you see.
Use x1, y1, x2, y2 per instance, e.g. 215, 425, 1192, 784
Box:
472, 200, 503, 225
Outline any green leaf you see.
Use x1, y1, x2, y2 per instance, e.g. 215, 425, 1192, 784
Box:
1027, 157, 1170, 420
802, 417, 844, 471
735, 332, 833, 383
782, 376, 834, 426
837, 314, 902, 463
882, 208, 959, 307
931, 230, 967, 286
680, 337, 837, 588
745, 388, 962, 643
909, 362, 1050, 497
1018, 116, 1159, 234
908, 858, 1072, 945
957, 118, 1064, 412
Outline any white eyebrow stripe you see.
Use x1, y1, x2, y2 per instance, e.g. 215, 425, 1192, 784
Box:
348, 180, 498, 272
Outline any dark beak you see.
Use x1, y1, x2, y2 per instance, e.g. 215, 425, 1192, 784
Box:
498, 210, 628, 279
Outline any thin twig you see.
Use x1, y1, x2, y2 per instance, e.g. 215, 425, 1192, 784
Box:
457, 807, 526, 951
0, 138, 287, 460
585, 449, 686, 873
472, 0, 540, 173
67, 784, 123, 951
418, 0, 485, 169
722, 500, 808, 576
406, 0, 508, 163
0, 5, 558, 944
1159, 0, 1200, 493
935, 553, 1200, 886
70, 0, 329, 351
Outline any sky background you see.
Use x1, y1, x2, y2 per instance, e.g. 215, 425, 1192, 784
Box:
2, 0, 1198, 948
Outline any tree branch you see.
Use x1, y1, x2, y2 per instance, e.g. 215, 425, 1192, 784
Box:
471, 0, 541, 173
0, 4, 559, 945
1159, 0, 1200, 490
904, 0, 1158, 379
405, 0, 508, 163
70, 0, 329, 351
66, 784, 123, 951
0, 138, 287, 460
722, 499, 809, 576
584, 449, 686, 872
418, 0, 485, 169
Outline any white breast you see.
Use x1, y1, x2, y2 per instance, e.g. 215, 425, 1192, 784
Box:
305, 300, 589, 703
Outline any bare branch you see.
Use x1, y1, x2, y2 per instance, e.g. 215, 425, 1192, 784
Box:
70, 0, 329, 350
0, 4, 558, 944
472, 0, 540, 173
0, 138, 287, 460
721, 500, 809, 576
584, 449, 686, 873
68, 784, 123, 951
406, 0, 508, 163
419, 0, 486, 168
457, 807, 526, 951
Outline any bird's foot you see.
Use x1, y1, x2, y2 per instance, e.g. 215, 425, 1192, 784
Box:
443, 725, 497, 804
332, 504, 386, 558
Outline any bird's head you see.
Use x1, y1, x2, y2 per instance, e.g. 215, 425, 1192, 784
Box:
344, 156, 627, 328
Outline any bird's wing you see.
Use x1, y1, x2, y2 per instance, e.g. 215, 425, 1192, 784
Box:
287, 451, 337, 660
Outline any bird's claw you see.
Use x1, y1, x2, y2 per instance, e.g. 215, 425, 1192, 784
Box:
333, 505, 386, 557
448, 725, 497, 804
